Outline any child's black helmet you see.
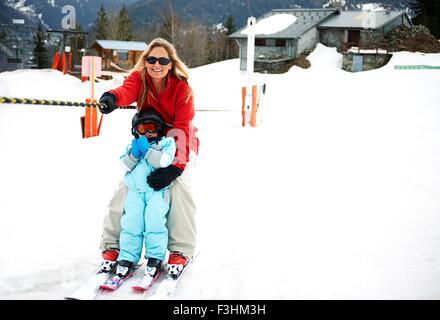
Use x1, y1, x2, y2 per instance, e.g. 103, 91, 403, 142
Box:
131, 108, 172, 139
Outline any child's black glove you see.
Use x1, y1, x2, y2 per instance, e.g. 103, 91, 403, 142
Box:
98, 92, 117, 114
147, 165, 182, 190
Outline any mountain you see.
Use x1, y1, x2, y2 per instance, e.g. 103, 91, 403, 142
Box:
1, 0, 414, 31
127, 0, 414, 30
1, 0, 137, 29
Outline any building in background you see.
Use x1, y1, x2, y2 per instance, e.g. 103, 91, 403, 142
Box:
91, 40, 147, 72
229, 9, 338, 72
319, 9, 412, 52
229, 8, 412, 73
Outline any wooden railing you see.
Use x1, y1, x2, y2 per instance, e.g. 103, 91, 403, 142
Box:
341, 41, 390, 54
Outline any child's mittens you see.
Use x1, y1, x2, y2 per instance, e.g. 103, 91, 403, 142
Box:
130, 138, 142, 159
136, 136, 150, 156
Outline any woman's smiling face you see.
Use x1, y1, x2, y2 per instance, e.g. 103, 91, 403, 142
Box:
145, 46, 173, 80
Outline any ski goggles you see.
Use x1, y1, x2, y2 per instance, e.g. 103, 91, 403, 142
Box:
145, 56, 171, 66
136, 122, 159, 135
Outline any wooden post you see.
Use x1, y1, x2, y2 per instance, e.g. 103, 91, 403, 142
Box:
90, 58, 98, 137
81, 56, 101, 138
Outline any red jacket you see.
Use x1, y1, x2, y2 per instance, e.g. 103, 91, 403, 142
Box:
110, 71, 199, 171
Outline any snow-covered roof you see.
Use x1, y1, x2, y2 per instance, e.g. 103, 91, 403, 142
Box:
318, 11, 408, 29
229, 9, 338, 39
240, 13, 298, 36
94, 40, 148, 51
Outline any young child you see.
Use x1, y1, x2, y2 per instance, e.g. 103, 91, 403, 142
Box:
101, 108, 176, 290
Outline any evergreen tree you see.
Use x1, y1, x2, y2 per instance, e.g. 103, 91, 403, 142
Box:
410, 0, 440, 38
223, 15, 238, 60
224, 15, 236, 36
116, 5, 133, 40
33, 23, 49, 69
93, 5, 108, 39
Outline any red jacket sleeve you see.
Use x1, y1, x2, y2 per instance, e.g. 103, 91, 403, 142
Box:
109, 72, 141, 106
171, 81, 195, 172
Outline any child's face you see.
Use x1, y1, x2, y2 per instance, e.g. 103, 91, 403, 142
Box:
137, 122, 159, 139
144, 131, 158, 139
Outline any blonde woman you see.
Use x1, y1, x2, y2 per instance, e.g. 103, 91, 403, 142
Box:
98, 38, 199, 279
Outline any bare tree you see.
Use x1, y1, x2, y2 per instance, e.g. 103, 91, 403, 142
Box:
178, 20, 209, 67
143, 2, 239, 68
159, 0, 180, 45
106, 13, 119, 40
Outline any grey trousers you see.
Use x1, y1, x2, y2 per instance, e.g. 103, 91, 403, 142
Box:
100, 152, 197, 259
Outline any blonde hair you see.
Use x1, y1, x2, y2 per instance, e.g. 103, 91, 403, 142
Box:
132, 38, 191, 108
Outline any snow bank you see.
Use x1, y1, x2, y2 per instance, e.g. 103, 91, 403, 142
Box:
389, 51, 440, 68
304, 43, 343, 71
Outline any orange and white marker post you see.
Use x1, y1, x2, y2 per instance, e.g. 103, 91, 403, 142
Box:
81, 56, 102, 138
241, 16, 258, 127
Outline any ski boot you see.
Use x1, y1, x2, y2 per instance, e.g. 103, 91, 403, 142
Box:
132, 258, 162, 292
100, 260, 134, 291
167, 252, 189, 279
99, 248, 119, 274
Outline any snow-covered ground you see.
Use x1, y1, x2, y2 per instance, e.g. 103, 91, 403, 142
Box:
1, 44, 440, 299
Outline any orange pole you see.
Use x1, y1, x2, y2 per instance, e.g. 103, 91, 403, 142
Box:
84, 105, 91, 138
91, 101, 97, 136
241, 87, 246, 127
250, 85, 257, 127
51, 52, 60, 69
61, 52, 67, 74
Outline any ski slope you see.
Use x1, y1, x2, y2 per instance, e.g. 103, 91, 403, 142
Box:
1, 44, 440, 299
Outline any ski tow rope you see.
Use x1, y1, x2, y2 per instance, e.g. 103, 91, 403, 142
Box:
0, 96, 136, 109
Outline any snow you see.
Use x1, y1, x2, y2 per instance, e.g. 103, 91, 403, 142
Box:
360, 3, 385, 12
348, 48, 388, 54
5, 0, 37, 16
240, 13, 297, 35
1, 44, 440, 299
323, 0, 346, 8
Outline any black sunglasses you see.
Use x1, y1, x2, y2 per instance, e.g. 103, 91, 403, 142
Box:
145, 56, 171, 65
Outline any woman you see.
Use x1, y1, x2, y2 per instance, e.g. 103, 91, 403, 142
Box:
98, 38, 199, 278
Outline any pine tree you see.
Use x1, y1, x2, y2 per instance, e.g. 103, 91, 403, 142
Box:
223, 15, 238, 60
93, 5, 108, 39
116, 5, 133, 40
224, 15, 236, 36
33, 23, 49, 69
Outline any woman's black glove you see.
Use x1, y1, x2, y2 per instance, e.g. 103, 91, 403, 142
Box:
98, 92, 117, 114
147, 165, 182, 191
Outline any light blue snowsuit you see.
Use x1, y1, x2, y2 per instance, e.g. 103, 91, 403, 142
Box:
118, 137, 176, 263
